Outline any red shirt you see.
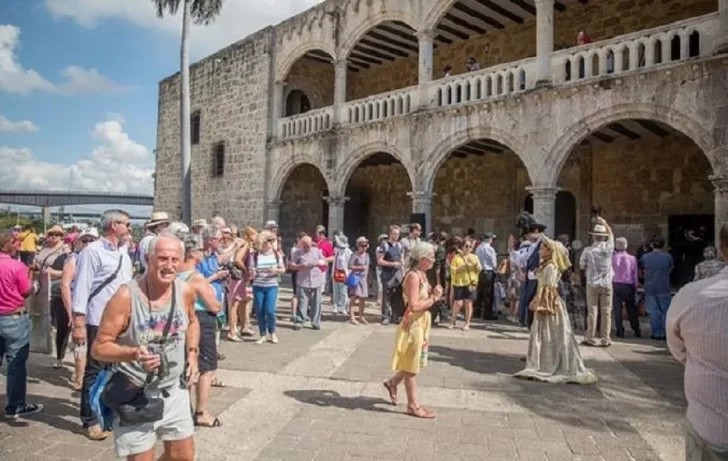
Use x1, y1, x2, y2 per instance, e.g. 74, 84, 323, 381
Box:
315, 237, 334, 271
0, 253, 31, 313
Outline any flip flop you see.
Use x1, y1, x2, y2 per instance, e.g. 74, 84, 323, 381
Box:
407, 406, 435, 419
211, 377, 225, 388
383, 381, 398, 405
194, 413, 222, 427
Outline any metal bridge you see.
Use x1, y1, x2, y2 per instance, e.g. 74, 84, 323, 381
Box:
0, 190, 154, 207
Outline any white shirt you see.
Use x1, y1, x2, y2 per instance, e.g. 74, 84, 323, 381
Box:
72, 238, 133, 326
475, 242, 497, 271
138, 233, 155, 270
667, 267, 728, 448
579, 238, 614, 288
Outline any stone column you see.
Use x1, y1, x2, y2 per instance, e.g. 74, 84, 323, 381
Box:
715, 0, 728, 55
418, 30, 435, 84
333, 60, 348, 125
535, 0, 555, 87
271, 81, 285, 138
326, 195, 348, 237
408, 191, 434, 234
526, 186, 559, 238
266, 200, 282, 225
711, 175, 728, 242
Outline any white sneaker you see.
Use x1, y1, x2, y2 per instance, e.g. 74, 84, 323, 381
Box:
270, 333, 279, 344
254, 337, 266, 345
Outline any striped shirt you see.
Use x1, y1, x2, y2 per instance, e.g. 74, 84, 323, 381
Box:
249, 251, 283, 288
667, 267, 728, 448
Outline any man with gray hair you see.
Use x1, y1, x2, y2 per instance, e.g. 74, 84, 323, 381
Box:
612, 237, 640, 338
72, 209, 134, 440
579, 216, 615, 347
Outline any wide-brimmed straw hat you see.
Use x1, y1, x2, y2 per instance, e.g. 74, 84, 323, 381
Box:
145, 211, 170, 228
46, 225, 66, 236
589, 224, 610, 237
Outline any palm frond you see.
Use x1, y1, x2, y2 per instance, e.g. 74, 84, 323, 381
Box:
152, 0, 181, 18
191, 0, 224, 25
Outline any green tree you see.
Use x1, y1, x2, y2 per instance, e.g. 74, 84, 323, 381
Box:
152, 0, 224, 224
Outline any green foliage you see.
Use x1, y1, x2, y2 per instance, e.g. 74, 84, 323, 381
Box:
0, 212, 45, 232
152, 0, 224, 25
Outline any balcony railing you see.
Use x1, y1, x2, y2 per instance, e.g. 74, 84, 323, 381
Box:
432, 57, 537, 107
343, 86, 418, 125
275, 13, 719, 140
278, 106, 333, 140
553, 13, 717, 84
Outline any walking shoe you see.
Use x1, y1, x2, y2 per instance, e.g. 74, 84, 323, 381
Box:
615, 330, 625, 338
85, 424, 110, 441
293, 323, 302, 331
581, 339, 598, 347
311, 324, 321, 331
381, 318, 390, 326
5, 403, 43, 420
634, 330, 642, 338
254, 337, 266, 345
269, 333, 279, 344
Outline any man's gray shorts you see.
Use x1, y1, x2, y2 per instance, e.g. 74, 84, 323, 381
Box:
113, 386, 194, 458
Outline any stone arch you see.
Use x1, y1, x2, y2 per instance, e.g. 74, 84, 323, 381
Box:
338, 11, 418, 61
334, 142, 416, 196
421, 0, 458, 34
269, 157, 333, 202
543, 103, 720, 186
422, 125, 532, 194
275, 42, 336, 83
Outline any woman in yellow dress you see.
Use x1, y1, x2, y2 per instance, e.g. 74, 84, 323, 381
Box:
514, 237, 597, 384
383, 243, 444, 419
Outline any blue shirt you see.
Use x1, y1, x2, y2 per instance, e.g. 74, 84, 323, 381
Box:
640, 251, 673, 295
196, 252, 223, 301
72, 238, 133, 326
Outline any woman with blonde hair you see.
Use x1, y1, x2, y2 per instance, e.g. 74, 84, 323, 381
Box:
384, 243, 443, 419
448, 236, 481, 331
248, 230, 286, 344
514, 237, 597, 384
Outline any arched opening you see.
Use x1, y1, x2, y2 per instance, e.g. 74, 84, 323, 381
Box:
343, 152, 412, 239
284, 89, 311, 117
281, 49, 335, 115
557, 118, 714, 289
346, 21, 419, 102
524, 191, 577, 241
279, 164, 329, 246
432, 139, 529, 253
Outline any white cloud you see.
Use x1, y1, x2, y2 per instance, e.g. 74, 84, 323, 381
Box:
0, 117, 153, 194
45, 0, 325, 58
0, 114, 38, 133
0, 24, 129, 95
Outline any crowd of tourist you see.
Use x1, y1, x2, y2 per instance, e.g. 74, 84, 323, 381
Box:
0, 207, 726, 460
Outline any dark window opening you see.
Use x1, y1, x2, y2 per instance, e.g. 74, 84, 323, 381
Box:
191, 112, 201, 145
285, 90, 312, 117
212, 142, 225, 177
688, 31, 700, 58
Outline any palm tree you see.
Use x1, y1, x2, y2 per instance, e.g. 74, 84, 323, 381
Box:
153, 0, 224, 224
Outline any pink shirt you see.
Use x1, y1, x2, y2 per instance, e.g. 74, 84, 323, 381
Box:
612, 251, 638, 287
315, 237, 334, 271
0, 253, 31, 313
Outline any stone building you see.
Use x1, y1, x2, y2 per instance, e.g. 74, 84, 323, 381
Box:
155, 0, 728, 281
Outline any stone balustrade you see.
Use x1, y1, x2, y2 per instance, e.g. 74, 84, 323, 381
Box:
554, 13, 718, 84
278, 106, 334, 140
343, 86, 418, 125
431, 58, 536, 107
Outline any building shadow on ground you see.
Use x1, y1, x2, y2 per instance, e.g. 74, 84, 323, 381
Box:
284, 389, 396, 414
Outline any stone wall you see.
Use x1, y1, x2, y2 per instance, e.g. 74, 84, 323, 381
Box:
285, 57, 334, 109
342, 0, 714, 99
279, 164, 328, 245
432, 153, 527, 253
344, 162, 412, 239
557, 131, 714, 243
155, 28, 273, 226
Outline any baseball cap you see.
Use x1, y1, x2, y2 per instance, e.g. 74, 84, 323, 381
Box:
79, 228, 99, 239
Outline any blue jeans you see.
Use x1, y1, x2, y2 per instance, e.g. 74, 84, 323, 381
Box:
332, 282, 348, 314
297, 286, 322, 327
0, 313, 31, 415
646, 294, 671, 337
253, 285, 278, 335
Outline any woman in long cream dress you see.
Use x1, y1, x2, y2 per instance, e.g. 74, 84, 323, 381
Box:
514, 237, 597, 384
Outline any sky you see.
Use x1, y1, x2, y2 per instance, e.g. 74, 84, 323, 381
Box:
0, 0, 322, 217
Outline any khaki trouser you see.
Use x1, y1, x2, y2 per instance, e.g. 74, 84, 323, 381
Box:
585, 285, 613, 343
686, 420, 728, 461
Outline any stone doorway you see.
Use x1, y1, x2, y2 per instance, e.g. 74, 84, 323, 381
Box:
279, 164, 329, 246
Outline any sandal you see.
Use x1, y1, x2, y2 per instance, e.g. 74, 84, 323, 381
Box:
407, 405, 435, 419
194, 412, 222, 427
383, 380, 398, 405
211, 377, 226, 388
227, 334, 242, 342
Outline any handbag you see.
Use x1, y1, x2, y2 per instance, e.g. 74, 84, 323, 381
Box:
334, 269, 347, 283
101, 282, 176, 426
345, 272, 360, 289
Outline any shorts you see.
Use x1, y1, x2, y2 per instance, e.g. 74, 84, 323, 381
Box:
453, 286, 476, 301
228, 278, 248, 302
113, 385, 194, 458
196, 310, 218, 373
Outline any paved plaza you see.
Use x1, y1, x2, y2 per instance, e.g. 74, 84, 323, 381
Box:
1, 287, 687, 461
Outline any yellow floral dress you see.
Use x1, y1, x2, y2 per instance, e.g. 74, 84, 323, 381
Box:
391, 273, 431, 374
